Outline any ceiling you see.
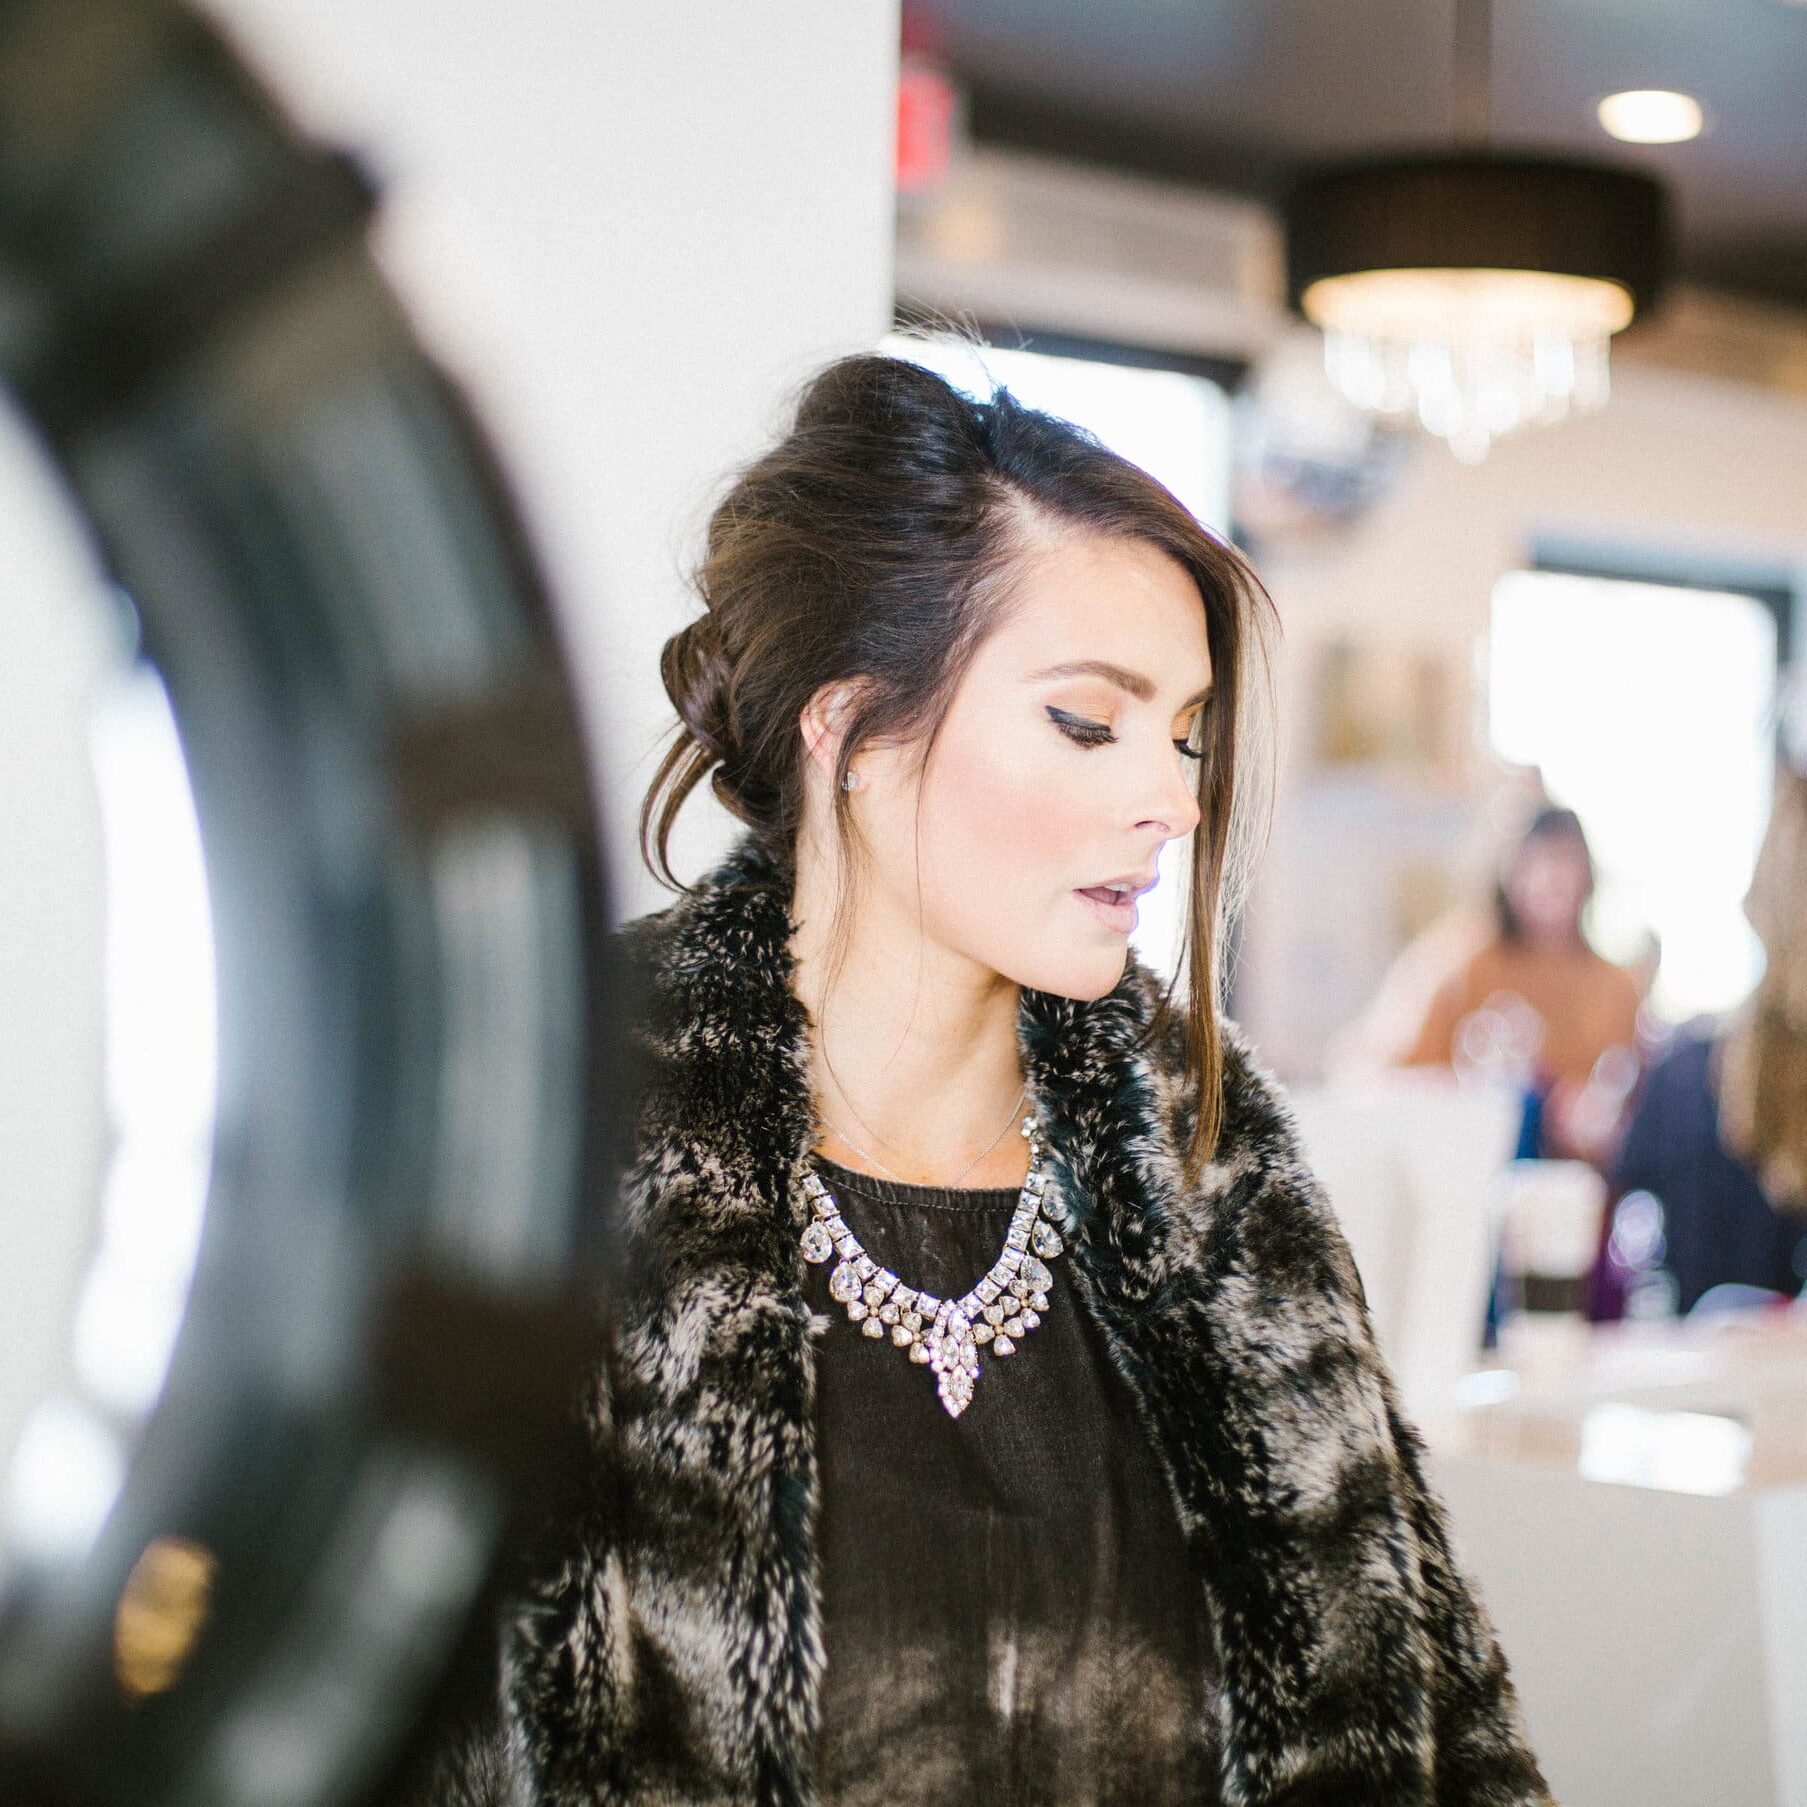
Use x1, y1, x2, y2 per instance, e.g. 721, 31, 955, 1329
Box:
911, 0, 1807, 309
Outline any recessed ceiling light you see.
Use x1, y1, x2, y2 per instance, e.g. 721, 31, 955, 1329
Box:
1598, 89, 1704, 144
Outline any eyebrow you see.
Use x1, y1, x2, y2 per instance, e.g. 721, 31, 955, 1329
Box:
1027, 659, 1215, 709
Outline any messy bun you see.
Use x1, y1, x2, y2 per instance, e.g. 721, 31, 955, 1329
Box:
658, 611, 749, 818
638, 343, 1280, 1185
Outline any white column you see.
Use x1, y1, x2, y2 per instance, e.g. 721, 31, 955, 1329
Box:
200, 0, 902, 911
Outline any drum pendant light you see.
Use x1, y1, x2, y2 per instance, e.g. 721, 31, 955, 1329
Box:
1282, 0, 1672, 463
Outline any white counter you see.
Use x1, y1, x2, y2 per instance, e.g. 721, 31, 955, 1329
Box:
1424, 1314, 1807, 1807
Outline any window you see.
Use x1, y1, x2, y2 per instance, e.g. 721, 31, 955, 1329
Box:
1487, 567, 1782, 1020
879, 332, 1234, 534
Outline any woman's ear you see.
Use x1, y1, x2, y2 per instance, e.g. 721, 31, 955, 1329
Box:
799, 678, 866, 779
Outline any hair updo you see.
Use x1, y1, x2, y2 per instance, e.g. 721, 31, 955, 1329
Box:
640, 344, 1281, 1181
660, 611, 755, 813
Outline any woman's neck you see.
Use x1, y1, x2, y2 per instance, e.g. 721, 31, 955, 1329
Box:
787, 879, 1030, 1189
810, 1120, 1032, 1189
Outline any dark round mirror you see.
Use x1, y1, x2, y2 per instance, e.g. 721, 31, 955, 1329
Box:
0, 2, 626, 1801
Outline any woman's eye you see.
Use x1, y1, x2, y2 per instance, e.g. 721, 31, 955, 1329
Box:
1049, 709, 1113, 749
1049, 708, 1206, 761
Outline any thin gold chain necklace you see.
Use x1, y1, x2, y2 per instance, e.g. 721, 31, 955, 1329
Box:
814, 1081, 1028, 1188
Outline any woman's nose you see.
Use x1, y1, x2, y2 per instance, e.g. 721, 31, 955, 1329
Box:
1144, 750, 1203, 839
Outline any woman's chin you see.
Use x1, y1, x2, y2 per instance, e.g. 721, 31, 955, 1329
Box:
1012, 947, 1130, 1003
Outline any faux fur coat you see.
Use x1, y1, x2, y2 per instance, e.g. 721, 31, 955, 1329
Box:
422, 828, 1554, 1807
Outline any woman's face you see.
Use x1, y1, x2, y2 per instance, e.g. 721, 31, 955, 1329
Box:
1506, 831, 1591, 943
845, 521, 1213, 1002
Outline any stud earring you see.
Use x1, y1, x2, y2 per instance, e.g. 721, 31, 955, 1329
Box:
842, 769, 861, 790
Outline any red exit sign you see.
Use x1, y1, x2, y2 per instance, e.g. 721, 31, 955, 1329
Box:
897, 58, 961, 196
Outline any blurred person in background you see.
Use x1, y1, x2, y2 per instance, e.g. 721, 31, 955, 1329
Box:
1331, 804, 1650, 1168
1589, 756, 1807, 1319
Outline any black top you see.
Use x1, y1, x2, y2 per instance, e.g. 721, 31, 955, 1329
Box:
805, 1153, 1221, 1806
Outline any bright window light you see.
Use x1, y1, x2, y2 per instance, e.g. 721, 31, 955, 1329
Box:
879, 333, 1232, 534
79, 660, 217, 1419
1578, 1402, 1751, 1495
1488, 569, 1776, 1021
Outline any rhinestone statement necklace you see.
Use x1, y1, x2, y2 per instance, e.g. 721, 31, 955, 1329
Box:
799, 1111, 1065, 1418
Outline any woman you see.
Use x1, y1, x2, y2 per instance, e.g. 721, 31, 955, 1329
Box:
1333, 805, 1646, 1166
1590, 755, 1807, 1318
424, 352, 1551, 1804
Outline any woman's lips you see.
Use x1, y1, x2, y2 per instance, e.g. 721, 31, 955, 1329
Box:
1076, 886, 1136, 932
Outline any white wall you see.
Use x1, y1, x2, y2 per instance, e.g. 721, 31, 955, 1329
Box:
1259, 359, 1807, 656
200, 0, 903, 918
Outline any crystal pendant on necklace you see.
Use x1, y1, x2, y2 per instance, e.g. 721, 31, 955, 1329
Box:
929, 1303, 979, 1418
800, 1221, 834, 1263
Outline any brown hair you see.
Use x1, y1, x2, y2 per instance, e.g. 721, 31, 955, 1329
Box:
639, 344, 1281, 1187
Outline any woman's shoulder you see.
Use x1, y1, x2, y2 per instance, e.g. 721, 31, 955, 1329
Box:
1588, 945, 1648, 1001
1117, 954, 1327, 1192
1211, 1012, 1310, 1167
1141, 995, 1370, 1308
610, 892, 686, 964
605, 893, 713, 1030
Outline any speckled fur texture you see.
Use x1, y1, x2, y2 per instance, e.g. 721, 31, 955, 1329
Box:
418, 829, 1555, 1807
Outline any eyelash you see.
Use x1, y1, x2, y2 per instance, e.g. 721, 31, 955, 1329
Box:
1048, 708, 1208, 761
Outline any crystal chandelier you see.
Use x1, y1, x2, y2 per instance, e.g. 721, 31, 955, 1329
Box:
1308, 258, 1630, 465
1282, 1, 1671, 465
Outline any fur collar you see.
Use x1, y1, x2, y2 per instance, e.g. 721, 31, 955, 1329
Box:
475, 830, 1551, 1807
